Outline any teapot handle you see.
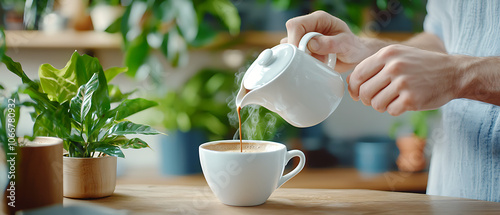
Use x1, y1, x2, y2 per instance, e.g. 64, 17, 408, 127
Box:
298, 32, 337, 69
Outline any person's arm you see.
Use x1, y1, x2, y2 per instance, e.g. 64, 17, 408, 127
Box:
454, 56, 500, 106
282, 11, 446, 73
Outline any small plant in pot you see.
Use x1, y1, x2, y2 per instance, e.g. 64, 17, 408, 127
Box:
390, 110, 439, 172
3, 52, 162, 198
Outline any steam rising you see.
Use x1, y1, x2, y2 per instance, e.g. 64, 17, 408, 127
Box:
227, 67, 282, 141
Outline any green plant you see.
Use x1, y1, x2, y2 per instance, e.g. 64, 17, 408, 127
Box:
106, 0, 241, 86
390, 110, 439, 139
3, 51, 162, 158
155, 68, 235, 140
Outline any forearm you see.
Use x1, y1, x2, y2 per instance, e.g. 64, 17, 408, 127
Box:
359, 32, 447, 58
455, 56, 500, 106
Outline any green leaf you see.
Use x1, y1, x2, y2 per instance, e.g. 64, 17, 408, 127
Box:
91, 69, 111, 116
176, 111, 191, 132
204, 0, 240, 35
38, 52, 80, 103
2, 55, 36, 88
94, 143, 125, 158
0, 28, 6, 61
271, 0, 291, 10
174, 0, 198, 42
109, 121, 162, 135
124, 34, 149, 77
105, 16, 122, 33
189, 20, 217, 47
108, 85, 136, 103
23, 0, 50, 30
122, 137, 150, 149
108, 98, 158, 121
104, 67, 128, 83
70, 73, 99, 124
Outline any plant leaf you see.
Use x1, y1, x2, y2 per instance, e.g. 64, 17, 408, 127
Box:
203, 0, 240, 35
38, 52, 80, 103
94, 143, 125, 158
0, 29, 5, 61
70, 73, 99, 124
108, 98, 158, 121
174, 0, 198, 42
104, 67, 128, 83
124, 33, 149, 77
109, 121, 162, 135
122, 137, 150, 149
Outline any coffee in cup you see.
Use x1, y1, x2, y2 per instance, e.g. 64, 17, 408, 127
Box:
199, 140, 305, 206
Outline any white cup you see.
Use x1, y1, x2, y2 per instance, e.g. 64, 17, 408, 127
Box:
199, 140, 306, 206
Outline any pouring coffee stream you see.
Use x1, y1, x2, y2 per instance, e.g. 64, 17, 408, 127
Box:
236, 32, 345, 152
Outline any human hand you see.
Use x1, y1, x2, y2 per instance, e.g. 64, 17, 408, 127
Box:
347, 44, 460, 116
281, 11, 373, 73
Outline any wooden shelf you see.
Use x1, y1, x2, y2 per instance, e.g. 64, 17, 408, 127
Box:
5, 30, 122, 49
5, 30, 414, 49
117, 167, 428, 192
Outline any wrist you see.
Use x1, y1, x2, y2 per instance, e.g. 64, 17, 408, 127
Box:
453, 55, 484, 100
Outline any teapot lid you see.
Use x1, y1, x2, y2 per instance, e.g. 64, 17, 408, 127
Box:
243, 44, 294, 90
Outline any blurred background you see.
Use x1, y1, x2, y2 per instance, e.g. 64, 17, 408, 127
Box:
1, 0, 438, 193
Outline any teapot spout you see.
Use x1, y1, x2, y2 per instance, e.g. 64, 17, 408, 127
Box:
235, 84, 269, 109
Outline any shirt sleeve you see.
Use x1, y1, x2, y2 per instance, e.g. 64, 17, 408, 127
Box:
423, 0, 444, 42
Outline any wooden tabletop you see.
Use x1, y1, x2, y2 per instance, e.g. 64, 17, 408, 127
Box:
64, 184, 500, 215
116, 167, 429, 192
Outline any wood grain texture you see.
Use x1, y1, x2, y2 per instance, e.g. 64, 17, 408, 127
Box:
63, 156, 117, 199
64, 184, 500, 215
116, 167, 428, 192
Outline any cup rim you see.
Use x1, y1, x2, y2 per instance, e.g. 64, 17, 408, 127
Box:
199, 140, 285, 154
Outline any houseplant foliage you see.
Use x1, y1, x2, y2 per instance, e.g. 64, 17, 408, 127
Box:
105, 0, 240, 84
3, 51, 161, 158
156, 68, 235, 141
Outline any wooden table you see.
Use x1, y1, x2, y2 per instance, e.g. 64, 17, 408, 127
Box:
64, 185, 500, 214
117, 167, 429, 192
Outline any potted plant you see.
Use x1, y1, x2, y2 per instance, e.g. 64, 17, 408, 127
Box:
3, 51, 162, 198
390, 110, 439, 172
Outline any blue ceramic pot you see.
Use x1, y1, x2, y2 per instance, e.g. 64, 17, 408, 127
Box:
160, 129, 207, 175
355, 137, 396, 174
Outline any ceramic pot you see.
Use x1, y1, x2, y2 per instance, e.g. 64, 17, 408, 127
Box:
63, 155, 117, 199
4, 137, 63, 215
160, 129, 206, 175
396, 135, 426, 172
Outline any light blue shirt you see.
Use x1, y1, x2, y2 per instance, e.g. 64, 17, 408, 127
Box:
424, 0, 500, 202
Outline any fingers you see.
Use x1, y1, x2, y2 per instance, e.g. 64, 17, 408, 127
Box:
370, 80, 400, 113
285, 11, 348, 47
358, 70, 391, 106
280, 37, 288, 44
386, 94, 410, 116
348, 54, 386, 101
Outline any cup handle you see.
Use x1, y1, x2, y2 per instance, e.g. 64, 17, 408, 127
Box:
298, 32, 337, 69
277, 150, 306, 188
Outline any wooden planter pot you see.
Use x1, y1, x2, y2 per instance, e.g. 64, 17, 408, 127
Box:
63, 156, 117, 199
396, 135, 426, 172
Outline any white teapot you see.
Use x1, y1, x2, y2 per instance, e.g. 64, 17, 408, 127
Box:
236, 32, 345, 127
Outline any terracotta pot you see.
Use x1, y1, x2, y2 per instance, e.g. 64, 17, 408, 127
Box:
396, 135, 426, 172
4, 137, 63, 215
63, 156, 117, 199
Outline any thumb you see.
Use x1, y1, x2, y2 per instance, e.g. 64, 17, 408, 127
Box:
307, 35, 343, 55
